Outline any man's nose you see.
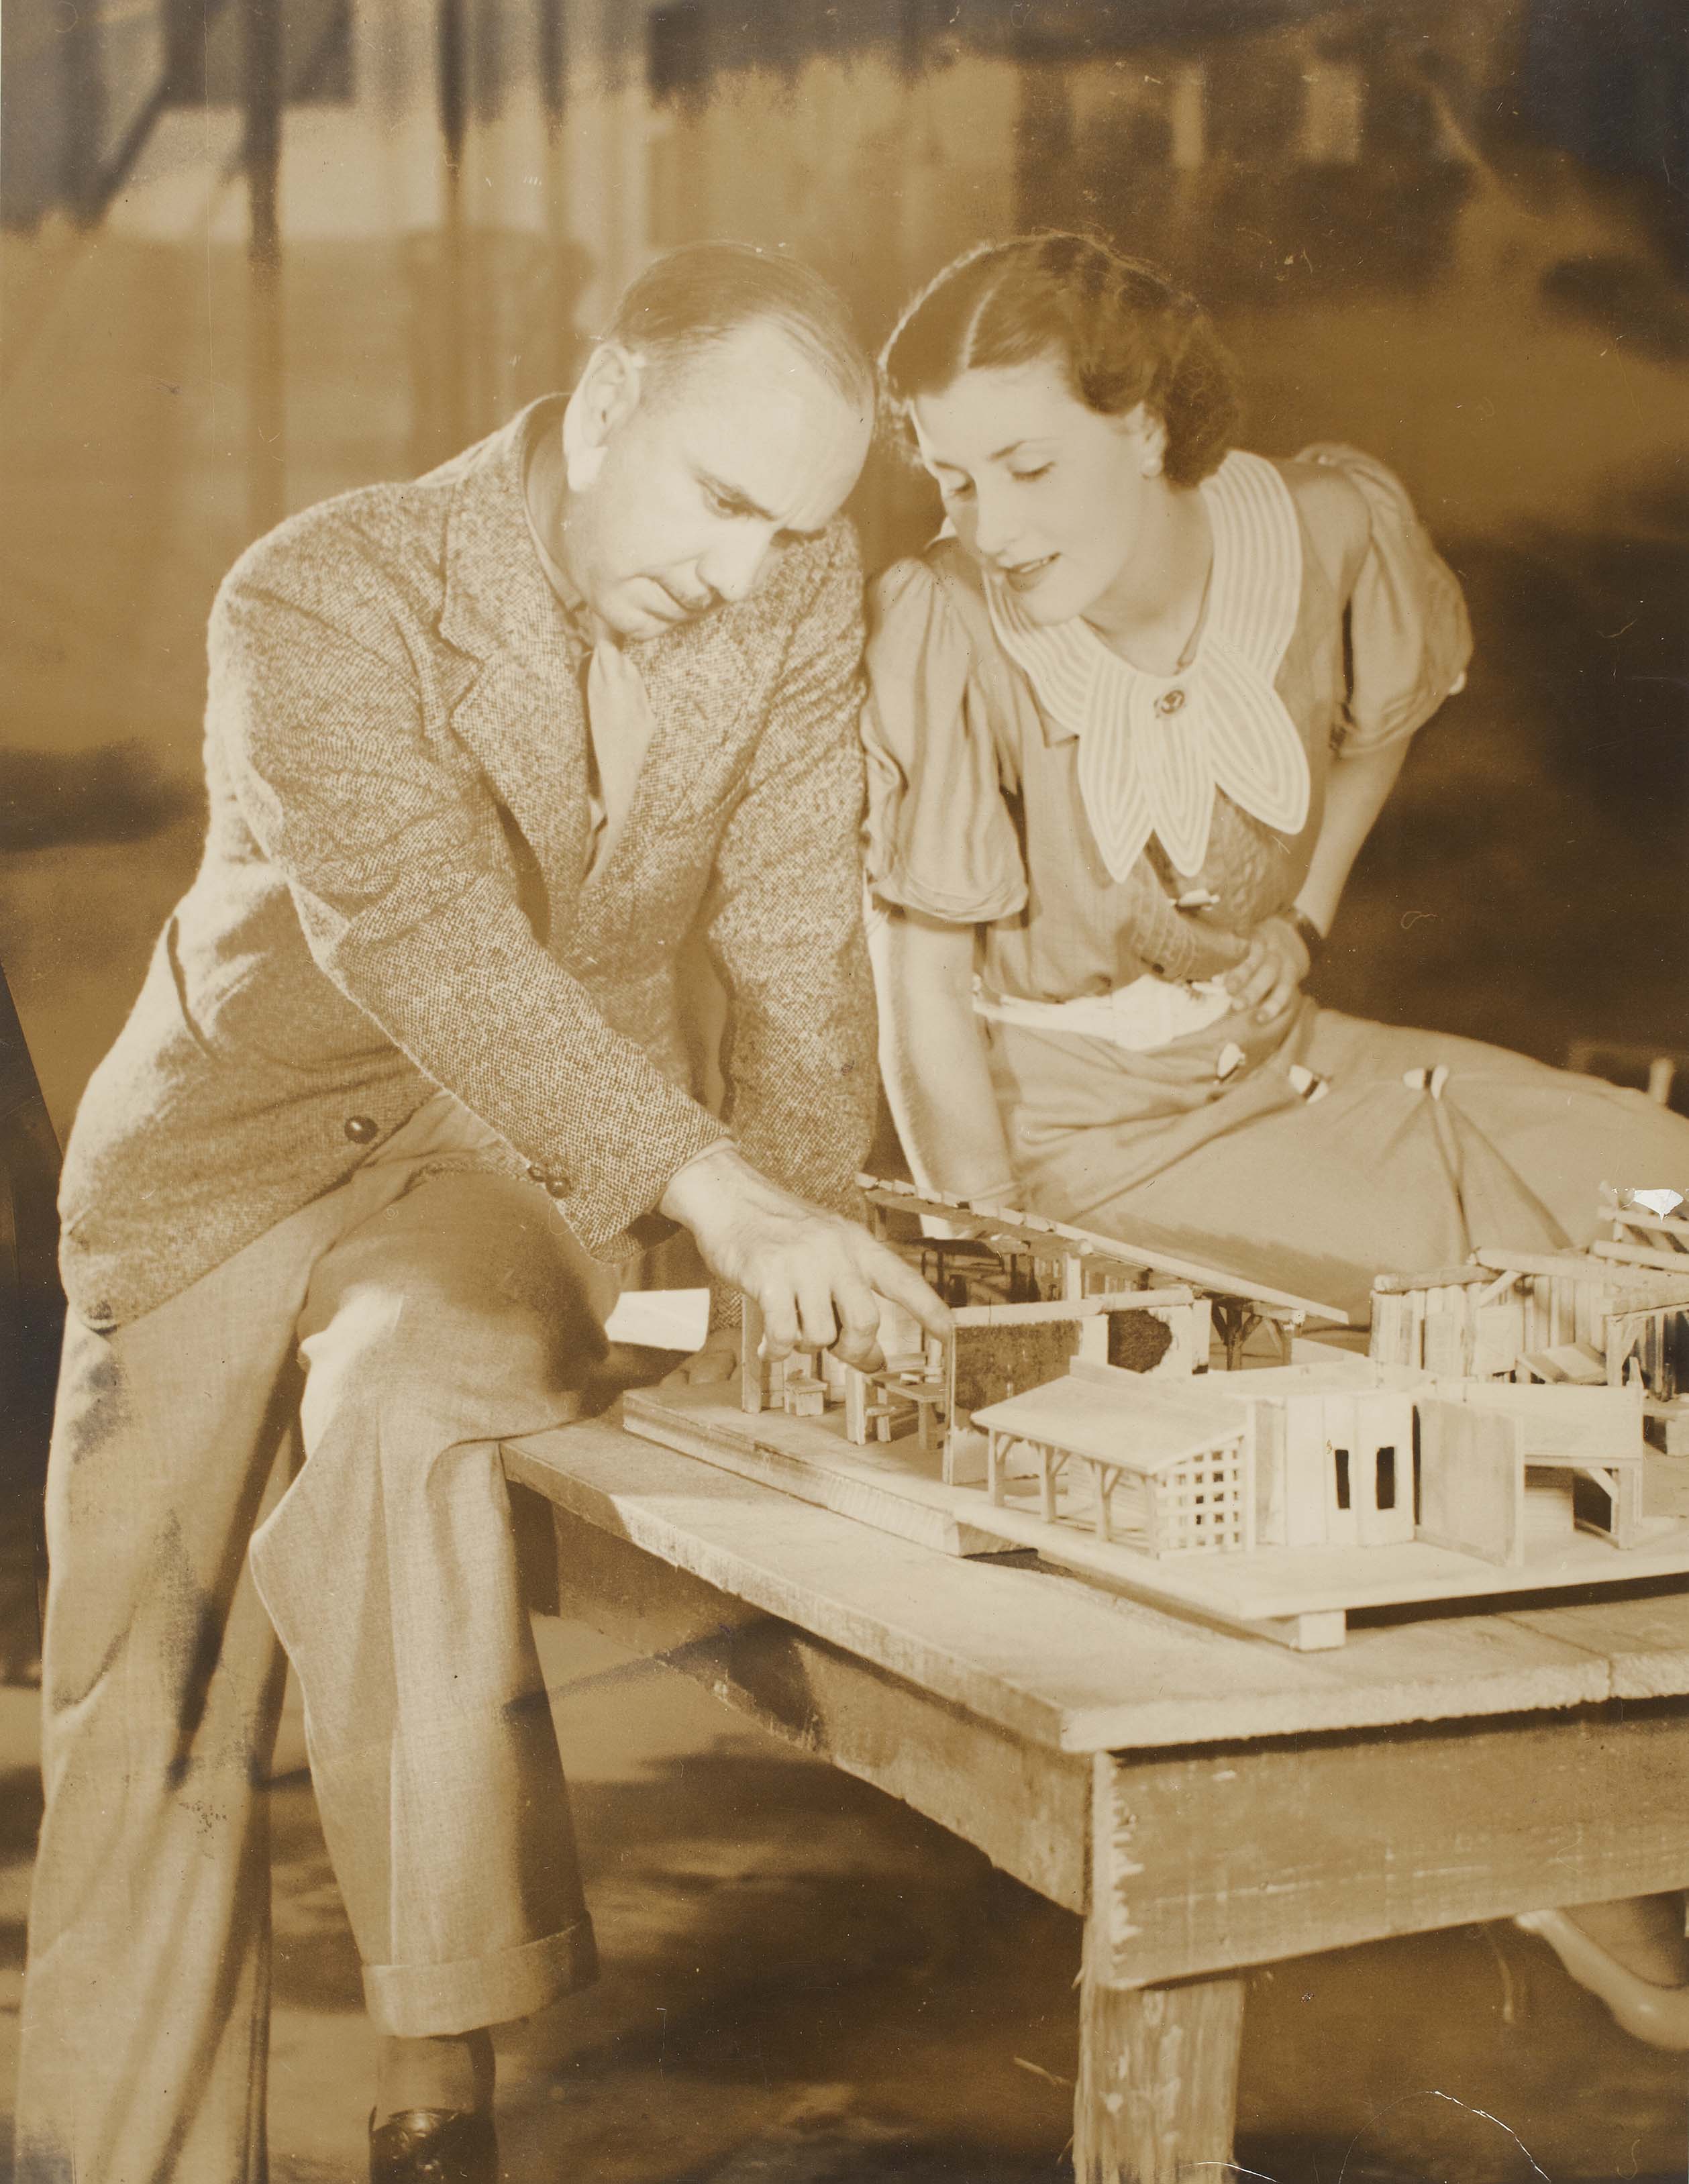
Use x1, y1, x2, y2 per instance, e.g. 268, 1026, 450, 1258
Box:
698, 523, 774, 605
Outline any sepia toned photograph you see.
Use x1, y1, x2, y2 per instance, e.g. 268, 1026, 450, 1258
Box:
2, 1, 1688, 2178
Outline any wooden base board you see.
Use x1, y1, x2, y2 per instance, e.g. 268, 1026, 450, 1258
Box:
625, 1386, 1689, 1653
623, 1384, 1013, 1557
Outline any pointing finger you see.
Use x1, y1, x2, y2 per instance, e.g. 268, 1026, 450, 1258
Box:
864, 1242, 953, 1344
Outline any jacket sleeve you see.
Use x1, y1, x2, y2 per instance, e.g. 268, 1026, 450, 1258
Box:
212, 519, 726, 1262
702, 525, 879, 1225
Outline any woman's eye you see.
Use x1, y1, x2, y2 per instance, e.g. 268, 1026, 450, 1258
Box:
1011, 464, 1053, 484
937, 475, 974, 501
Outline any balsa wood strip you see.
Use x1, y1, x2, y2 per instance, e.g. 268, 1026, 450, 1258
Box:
507, 1420, 1633, 1755
623, 1384, 1008, 1556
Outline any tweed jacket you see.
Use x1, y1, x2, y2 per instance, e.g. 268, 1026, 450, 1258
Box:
59, 402, 878, 1329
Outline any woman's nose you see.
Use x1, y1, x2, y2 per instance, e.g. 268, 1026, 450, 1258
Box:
970, 484, 1019, 560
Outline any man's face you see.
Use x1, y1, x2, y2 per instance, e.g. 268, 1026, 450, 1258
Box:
562, 319, 872, 641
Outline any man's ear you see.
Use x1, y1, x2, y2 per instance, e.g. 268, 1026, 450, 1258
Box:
564, 342, 646, 490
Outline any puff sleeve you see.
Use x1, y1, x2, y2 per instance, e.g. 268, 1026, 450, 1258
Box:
1298, 443, 1474, 754
860, 556, 1027, 925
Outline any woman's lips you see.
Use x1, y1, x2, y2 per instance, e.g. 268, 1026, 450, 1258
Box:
1001, 553, 1057, 593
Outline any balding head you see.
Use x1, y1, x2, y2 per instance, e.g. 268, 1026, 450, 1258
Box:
602, 241, 876, 421
552, 252, 874, 639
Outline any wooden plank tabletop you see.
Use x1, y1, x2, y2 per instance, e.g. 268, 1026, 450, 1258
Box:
505, 1416, 1689, 1757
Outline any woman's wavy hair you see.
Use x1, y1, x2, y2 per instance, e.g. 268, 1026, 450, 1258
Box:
879, 233, 1241, 488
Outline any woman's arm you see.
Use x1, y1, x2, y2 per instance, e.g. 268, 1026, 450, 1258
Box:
868, 906, 1019, 1202
1224, 736, 1413, 1022
1294, 735, 1413, 937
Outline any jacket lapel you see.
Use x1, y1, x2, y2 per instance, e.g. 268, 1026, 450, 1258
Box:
433, 400, 776, 929
436, 404, 595, 913
621, 613, 763, 837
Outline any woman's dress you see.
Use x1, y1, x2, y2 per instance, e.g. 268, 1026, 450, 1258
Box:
861, 445, 1689, 1321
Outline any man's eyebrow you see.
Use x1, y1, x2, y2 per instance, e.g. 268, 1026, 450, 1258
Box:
697, 468, 779, 523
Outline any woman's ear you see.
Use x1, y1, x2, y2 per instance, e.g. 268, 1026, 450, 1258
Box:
562, 343, 646, 491
1123, 401, 1169, 481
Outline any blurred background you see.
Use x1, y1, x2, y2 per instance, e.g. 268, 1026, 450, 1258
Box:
2, 1, 1688, 2177
4, 0, 1689, 1128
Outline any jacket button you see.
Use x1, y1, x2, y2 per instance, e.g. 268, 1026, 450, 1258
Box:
527, 1163, 548, 1184
344, 1115, 379, 1145
544, 1177, 570, 1199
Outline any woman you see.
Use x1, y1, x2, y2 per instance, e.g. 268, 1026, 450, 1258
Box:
861, 230, 1689, 2038
862, 232, 1689, 1322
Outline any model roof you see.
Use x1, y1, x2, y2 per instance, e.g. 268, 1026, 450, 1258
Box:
860, 1176, 1347, 1322
972, 1374, 1249, 1476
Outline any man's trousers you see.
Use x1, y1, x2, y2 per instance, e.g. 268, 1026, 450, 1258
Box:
16, 1094, 615, 2183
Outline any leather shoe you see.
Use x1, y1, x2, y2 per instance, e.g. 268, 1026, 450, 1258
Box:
369, 2105, 498, 2183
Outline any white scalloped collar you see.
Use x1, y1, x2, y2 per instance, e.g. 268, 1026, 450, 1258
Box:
982, 450, 1311, 880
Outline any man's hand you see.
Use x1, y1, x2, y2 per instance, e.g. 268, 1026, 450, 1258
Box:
660, 1324, 741, 1388
1221, 915, 1310, 1026
659, 1145, 952, 1367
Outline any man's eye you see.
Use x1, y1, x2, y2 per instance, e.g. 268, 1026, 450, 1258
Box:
706, 485, 744, 517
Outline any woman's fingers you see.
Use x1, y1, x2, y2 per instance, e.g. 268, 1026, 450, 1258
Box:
1221, 938, 1261, 994
1232, 949, 1276, 1010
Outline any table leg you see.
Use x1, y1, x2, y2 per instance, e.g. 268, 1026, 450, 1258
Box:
1074, 1916, 1245, 2183
1076, 1749, 1245, 2181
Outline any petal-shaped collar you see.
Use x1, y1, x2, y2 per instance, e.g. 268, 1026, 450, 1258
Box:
982, 450, 1311, 879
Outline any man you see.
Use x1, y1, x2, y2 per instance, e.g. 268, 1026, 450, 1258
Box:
17, 242, 947, 2184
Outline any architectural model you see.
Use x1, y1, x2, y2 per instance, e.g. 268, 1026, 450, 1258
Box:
622, 1181, 1689, 1649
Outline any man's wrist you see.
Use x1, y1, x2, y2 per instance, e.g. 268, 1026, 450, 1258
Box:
658, 1139, 743, 1227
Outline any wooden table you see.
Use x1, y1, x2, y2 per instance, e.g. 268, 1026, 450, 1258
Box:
505, 1414, 1689, 2184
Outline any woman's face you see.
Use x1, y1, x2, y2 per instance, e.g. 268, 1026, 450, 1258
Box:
909, 354, 1164, 627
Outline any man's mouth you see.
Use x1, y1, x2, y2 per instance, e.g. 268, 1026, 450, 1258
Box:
652, 578, 715, 619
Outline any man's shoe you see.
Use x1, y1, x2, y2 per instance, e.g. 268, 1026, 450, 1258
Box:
369, 2105, 498, 2183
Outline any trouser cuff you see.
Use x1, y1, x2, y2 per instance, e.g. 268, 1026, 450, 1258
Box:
362, 1916, 599, 2037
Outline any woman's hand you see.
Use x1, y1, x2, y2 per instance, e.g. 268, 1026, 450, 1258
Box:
1221, 915, 1311, 1025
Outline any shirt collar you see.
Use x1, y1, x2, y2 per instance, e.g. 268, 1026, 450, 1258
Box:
981, 452, 1312, 877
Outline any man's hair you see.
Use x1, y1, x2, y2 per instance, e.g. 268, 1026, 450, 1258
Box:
604, 241, 874, 415
880, 231, 1241, 488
